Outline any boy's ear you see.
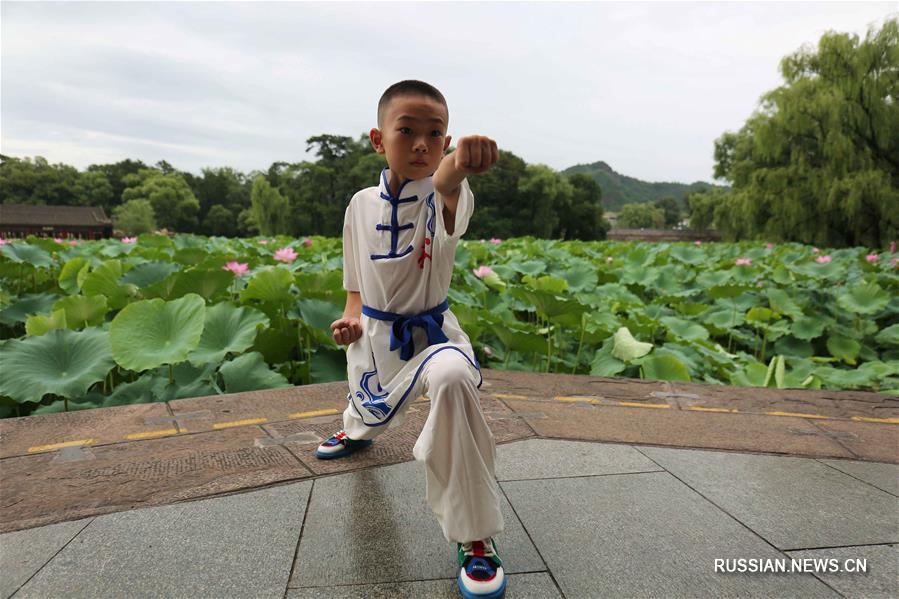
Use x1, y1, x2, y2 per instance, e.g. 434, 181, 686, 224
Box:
443, 135, 452, 152
370, 128, 385, 154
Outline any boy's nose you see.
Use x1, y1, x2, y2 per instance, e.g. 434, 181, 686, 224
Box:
412, 136, 428, 152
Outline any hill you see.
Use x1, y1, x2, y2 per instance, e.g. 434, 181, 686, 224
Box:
562, 161, 726, 211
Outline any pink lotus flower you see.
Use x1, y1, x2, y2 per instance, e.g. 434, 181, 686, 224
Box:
891, 241, 896, 254
53, 237, 64, 244
68, 239, 79, 246
0, 238, 7, 245
303, 238, 313, 247
891, 257, 899, 268
489, 238, 502, 244
812, 247, 819, 253
735, 257, 752, 266
694, 240, 701, 246
258, 239, 269, 245
815, 255, 832, 264
473, 265, 494, 278
222, 261, 249, 276
480, 239, 486, 243
121, 236, 137, 244
273, 247, 298, 263
866, 253, 879, 263
766, 243, 774, 249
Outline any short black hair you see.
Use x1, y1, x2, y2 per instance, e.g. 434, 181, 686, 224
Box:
377, 80, 448, 127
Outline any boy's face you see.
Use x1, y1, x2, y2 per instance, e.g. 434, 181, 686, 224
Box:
370, 94, 451, 183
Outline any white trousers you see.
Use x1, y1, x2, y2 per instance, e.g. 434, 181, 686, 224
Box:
342, 348, 504, 544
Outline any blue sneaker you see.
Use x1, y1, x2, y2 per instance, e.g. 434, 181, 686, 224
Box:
315, 430, 373, 459
457, 538, 506, 599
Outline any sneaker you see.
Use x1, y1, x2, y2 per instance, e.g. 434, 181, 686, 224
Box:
457, 537, 506, 599
314, 430, 373, 459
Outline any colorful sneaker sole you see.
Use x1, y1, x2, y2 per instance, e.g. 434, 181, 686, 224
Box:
457, 571, 507, 599
314, 438, 373, 460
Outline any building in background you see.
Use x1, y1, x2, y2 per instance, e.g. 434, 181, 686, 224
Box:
0, 204, 113, 239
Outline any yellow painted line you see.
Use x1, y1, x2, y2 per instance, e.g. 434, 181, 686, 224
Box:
212, 417, 268, 429
618, 402, 670, 409
28, 439, 95, 453
493, 393, 529, 400
688, 406, 739, 413
288, 408, 339, 419
124, 428, 178, 440
766, 411, 830, 419
554, 396, 600, 404
851, 416, 899, 424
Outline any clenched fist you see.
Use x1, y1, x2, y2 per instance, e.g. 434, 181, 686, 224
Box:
331, 316, 362, 346
452, 135, 499, 174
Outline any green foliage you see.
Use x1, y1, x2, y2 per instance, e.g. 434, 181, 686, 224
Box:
113, 198, 157, 235
712, 19, 899, 248
617, 203, 665, 228
122, 169, 200, 232
249, 175, 289, 236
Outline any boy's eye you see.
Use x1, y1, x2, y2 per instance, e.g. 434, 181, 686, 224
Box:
399, 127, 412, 134
431, 130, 444, 137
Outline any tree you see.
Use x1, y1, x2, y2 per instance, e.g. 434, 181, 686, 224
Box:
653, 196, 681, 227
558, 173, 608, 240
74, 171, 114, 210
686, 188, 727, 230
0, 156, 80, 205
712, 19, 899, 247
516, 165, 567, 238
249, 175, 289, 235
113, 199, 156, 235
86, 159, 147, 207
617, 203, 665, 228
121, 170, 201, 232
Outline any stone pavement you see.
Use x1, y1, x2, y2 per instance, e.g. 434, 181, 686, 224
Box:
1, 369, 897, 597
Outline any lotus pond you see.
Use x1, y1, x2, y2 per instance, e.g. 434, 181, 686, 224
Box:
0, 234, 896, 418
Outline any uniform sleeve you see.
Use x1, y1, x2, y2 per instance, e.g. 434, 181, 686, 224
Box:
342, 199, 361, 292
434, 178, 474, 244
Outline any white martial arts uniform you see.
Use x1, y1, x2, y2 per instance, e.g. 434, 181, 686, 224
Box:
340, 168, 504, 544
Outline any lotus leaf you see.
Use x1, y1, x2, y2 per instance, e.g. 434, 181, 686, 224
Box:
763, 355, 786, 388
54, 294, 109, 329
765, 288, 804, 319
0, 328, 114, 403
826, 335, 861, 364
660, 316, 710, 341
188, 303, 269, 366
59, 257, 90, 294
25, 309, 68, 336
309, 347, 351, 383
639, 354, 691, 382
558, 262, 597, 292
169, 270, 233, 301
0, 243, 53, 269
219, 352, 290, 393
668, 245, 704, 265
82, 260, 133, 310
240, 267, 295, 304
730, 362, 768, 387
0, 293, 60, 326
611, 327, 653, 361
836, 282, 891, 315
109, 294, 206, 371
773, 335, 813, 357
119, 261, 182, 288
590, 340, 626, 376
874, 324, 899, 346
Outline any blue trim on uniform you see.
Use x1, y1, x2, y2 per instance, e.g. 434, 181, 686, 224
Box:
371, 168, 422, 261
350, 345, 483, 428
363, 299, 450, 361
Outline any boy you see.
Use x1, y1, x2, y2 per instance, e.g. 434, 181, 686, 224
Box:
321, 80, 506, 599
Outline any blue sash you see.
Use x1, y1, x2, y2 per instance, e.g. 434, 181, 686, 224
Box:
361, 299, 450, 361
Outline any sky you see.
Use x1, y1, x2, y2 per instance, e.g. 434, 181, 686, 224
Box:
1, 1, 895, 184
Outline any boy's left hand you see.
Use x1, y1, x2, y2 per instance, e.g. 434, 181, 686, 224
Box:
452, 135, 499, 174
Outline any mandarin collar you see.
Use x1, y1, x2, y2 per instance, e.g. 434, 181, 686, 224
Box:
378, 168, 434, 201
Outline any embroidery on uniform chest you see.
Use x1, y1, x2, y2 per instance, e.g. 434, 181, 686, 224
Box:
418, 192, 436, 269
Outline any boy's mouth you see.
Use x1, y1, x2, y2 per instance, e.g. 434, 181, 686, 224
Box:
411, 160, 428, 166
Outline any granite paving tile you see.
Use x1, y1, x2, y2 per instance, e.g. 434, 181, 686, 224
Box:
785, 544, 898, 599
289, 460, 544, 587
286, 572, 561, 598
13, 481, 312, 599
819, 458, 899, 496
0, 517, 91, 598
639, 446, 899, 549
502, 472, 836, 598
495, 438, 661, 481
